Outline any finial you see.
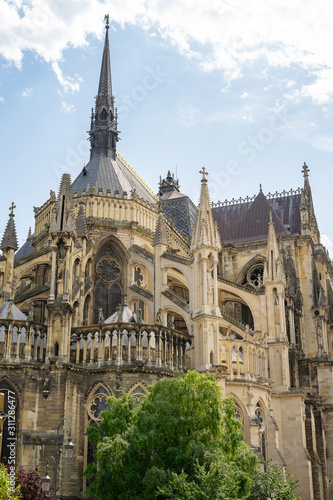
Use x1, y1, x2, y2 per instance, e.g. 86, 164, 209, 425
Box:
27, 227, 32, 239
259, 183, 262, 192
9, 202, 16, 216
104, 14, 110, 29
269, 211, 273, 224
302, 162, 310, 177
199, 167, 209, 183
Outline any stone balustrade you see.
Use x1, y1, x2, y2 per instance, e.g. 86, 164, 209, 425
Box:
70, 323, 191, 371
219, 338, 268, 381
0, 320, 47, 363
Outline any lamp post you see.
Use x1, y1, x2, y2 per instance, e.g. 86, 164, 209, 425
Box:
41, 417, 74, 499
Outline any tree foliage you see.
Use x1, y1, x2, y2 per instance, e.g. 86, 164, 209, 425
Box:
249, 462, 300, 500
16, 466, 54, 500
0, 463, 21, 500
85, 371, 299, 500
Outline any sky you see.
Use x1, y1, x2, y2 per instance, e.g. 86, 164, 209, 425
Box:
0, 0, 333, 254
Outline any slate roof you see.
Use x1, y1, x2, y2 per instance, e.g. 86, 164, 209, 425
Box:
0, 300, 28, 320
162, 192, 198, 238
212, 190, 302, 244
15, 239, 34, 261
72, 155, 156, 203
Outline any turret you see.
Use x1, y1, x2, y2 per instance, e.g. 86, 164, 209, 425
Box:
0, 203, 18, 303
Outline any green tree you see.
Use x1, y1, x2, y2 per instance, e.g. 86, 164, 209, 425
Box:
0, 463, 21, 500
249, 461, 300, 500
85, 371, 257, 499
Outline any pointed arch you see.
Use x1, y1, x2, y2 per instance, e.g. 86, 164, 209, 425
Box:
129, 382, 148, 407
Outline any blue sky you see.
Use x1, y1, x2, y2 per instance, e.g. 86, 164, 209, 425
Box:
0, 0, 333, 253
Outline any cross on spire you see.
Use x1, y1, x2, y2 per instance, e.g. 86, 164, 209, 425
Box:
9, 202, 16, 216
199, 167, 209, 183
104, 13, 110, 29
302, 162, 310, 177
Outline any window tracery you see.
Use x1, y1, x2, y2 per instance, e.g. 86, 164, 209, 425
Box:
87, 386, 110, 422
243, 265, 264, 290
96, 258, 121, 282
255, 402, 265, 431
130, 385, 147, 408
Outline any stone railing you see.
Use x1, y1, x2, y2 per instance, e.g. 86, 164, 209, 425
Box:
70, 323, 192, 371
219, 338, 268, 381
0, 320, 47, 363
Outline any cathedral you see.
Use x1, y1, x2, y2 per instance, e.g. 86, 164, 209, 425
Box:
0, 20, 332, 500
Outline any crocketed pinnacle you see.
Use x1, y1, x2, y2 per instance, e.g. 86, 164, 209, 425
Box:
1, 203, 18, 251
191, 170, 221, 251
263, 212, 286, 285
152, 212, 169, 247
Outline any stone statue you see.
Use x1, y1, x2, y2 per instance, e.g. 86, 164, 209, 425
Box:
28, 304, 34, 321
98, 308, 104, 323
155, 308, 162, 324
167, 313, 175, 329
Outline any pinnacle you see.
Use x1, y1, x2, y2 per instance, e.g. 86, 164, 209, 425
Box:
1, 203, 18, 251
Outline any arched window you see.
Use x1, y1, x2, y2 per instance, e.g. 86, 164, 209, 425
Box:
130, 385, 148, 408
85, 259, 92, 279
242, 263, 264, 290
261, 433, 267, 461
93, 241, 125, 324
234, 403, 243, 422
86, 384, 111, 490
255, 402, 265, 431
83, 295, 91, 325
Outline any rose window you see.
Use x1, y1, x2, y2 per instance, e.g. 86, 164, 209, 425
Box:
243, 265, 264, 289
96, 258, 121, 282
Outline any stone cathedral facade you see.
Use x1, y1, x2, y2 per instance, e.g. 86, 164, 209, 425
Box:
0, 22, 332, 500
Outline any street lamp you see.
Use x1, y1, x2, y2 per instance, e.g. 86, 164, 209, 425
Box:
41, 418, 74, 499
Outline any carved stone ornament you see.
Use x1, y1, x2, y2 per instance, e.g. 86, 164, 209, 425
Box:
96, 258, 121, 282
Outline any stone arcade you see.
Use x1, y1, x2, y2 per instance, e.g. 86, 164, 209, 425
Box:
0, 20, 332, 499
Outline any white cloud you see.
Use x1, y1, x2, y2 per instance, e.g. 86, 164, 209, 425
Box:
240, 91, 249, 99
61, 101, 75, 114
0, 96, 4, 103
309, 135, 333, 154
21, 87, 32, 97
52, 62, 81, 94
1, 1, 333, 104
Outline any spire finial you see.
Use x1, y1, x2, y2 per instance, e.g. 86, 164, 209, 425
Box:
259, 183, 262, 192
9, 202, 16, 216
199, 167, 209, 183
302, 162, 309, 177
104, 14, 110, 29
269, 210, 273, 224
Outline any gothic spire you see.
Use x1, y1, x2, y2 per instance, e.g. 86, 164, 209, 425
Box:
1, 202, 18, 251
191, 168, 221, 252
89, 17, 119, 160
97, 16, 112, 104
